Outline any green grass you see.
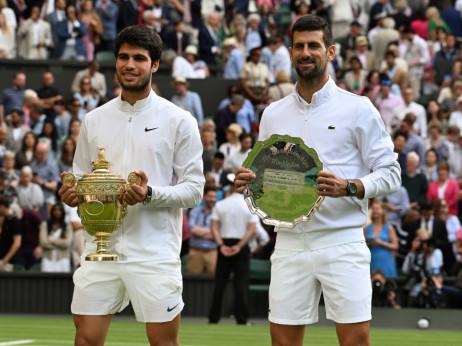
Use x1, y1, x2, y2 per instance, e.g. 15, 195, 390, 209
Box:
0, 316, 461, 345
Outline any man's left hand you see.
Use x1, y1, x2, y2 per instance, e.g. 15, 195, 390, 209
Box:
124, 170, 149, 205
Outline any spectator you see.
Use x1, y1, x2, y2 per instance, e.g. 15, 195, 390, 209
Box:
14, 132, 37, 170
372, 17, 400, 71
400, 113, 426, 165
240, 47, 270, 105
46, 0, 66, 58
267, 35, 291, 85
338, 20, 363, 61
172, 45, 210, 79
0, 0, 16, 31
143, 0, 173, 40
369, 0, 394, 31
57, 136, 76, 173
198, 13, 223, 66
427, 162, 460, 217
0, 150, 19, 189
29, 106, 47, 136
16, 6, 53, 60
56, 4, 86, 61
224, 132, 252, 172
36, 72, 63, 120
209, 175, 257, 325
215, 94, 244, 147
170, 76, 204, 126
381, 50, 408, 96
371, 269, 401, 309
39, 203, 72, 272
345, 35, 375, 72
357, 70, 381, 101
401, 151, 428, 209
244, 13, 264, 57
431, 33, 459, 89
440, 0, 462, 40
426, 99, 446, 135
376, 78, 404, 127
187, 186, 219, 274
422, 148, 439, 183
0, 72, 26, 125
15, 165, 44, 211
426, 6, 450, 42
218, 85, 254, 135
201, 128, 216, 174
64, 119, 81, 147
343, 56, 368, 93
434, 198, 462, 265
30, 142, 60, 221
163, 19, 189, 64
39, 120, 60, 164
268, 70, 295, 102
71, 60, 107, 99
439, 76, 462, 114
0, 194, 21, 272
16, 208, 43, 270
448, 133, 462, 181
427, 121, 451, 163
390, 88, 426, 137
52, 99, 71, 139
97, 0, 119, 52
5, 109, 28, 154
210, 151, 225, 188
0, 12, 15, 58
78, 0, 103, 62
73, 76, 100, 115
248, 221, 271, 259
365, 200, 399, 277
117, 0, 140, 32
449, 95, 462, 131
223, 37, 244, 80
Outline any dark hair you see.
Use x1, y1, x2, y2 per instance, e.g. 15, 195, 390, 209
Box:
291, 14, 333, 49
393, 131, 407, 140
214, 152, 225, 160
60, 136, 76, 165
204, 186, 218, 195
0, 194, 11, 208
31, 105, 44, 115
40, 120, 59, 154
349, 56, 362, 68
419, 200, 434, 211
385, 50, 395, 58
239, 132, 251, 142
114, 25, 163, 66
425, 148, 438, 158
437, 162, 449, 172
11, 108, 24, 117
68, 119, 81, 135
366, 70, 379, 84
20, 131, 38, 154
47, 203, 67, 239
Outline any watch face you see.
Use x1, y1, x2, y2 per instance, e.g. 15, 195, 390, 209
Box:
348, 181, 357, 195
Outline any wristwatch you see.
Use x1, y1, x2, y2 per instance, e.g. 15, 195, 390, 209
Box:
346, 179, 358, 197
142, 186, 152, 205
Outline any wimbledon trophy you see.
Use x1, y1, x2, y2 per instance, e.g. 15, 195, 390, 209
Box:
243, 134, 324, 229
63, 148, 140, 261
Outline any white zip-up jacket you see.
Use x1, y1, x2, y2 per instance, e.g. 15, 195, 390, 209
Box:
259, 77, 401, 248
73, 91, 205, 262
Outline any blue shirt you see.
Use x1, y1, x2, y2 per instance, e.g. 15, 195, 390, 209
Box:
171, 91, 204, 126
218, 98, 255, 134
29, 160, 60, 201
224, 49, 244, 80
0, 88, 24, 116
188, 205, 217, 250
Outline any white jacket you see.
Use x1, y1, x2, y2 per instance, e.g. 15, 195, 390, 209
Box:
259, 78, 401, 247
73, 91, 205, 262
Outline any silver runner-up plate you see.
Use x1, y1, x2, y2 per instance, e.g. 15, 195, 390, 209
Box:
242, 134, 325, 229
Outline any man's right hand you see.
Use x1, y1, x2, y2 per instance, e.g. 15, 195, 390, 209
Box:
58, 172, 79, 207
234, 167, 256, 194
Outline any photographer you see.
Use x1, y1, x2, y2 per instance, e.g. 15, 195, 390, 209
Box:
402, 229, 444, 307
371, 269, 401, 309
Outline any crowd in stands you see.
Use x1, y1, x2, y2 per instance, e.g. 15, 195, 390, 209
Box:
1, 0, 462, 311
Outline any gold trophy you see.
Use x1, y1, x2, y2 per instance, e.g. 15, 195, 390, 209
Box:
63, 148, 140, 261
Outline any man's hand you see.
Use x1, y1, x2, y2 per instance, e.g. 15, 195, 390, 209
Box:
124, 170, 149, 206
316, 170, 348, 197
58, 172, 79, 207
234, 167, 255, 194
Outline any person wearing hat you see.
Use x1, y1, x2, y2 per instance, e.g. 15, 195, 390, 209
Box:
267, 70, 295, 101
344, 35, 375, 72
170, 76, 204, 126
239, 47, 270, 104
172, 44, 210, 79
208, 172, 258, 325
371, 17, 400, 70
337, 20, 363, 60
223, 37, 244, 80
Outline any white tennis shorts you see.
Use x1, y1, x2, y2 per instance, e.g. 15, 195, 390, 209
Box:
268, 238, 372, 325
71, 260, 184, 323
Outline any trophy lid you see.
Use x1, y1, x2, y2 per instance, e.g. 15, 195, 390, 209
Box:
81, 148, 126, 182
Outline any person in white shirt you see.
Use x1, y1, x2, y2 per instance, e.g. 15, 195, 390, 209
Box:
224, 132, 252, 172
58, 25, 204, 345
268, 35, 291, 85
389, 87, 427, 137
449, 95, 462, 131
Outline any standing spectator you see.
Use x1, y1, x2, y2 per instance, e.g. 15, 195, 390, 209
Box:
218, 86, 254, 135
431, 33, 459, 88
214, 96, 244, 147
0, 72, 26, 125
14, 132, 37, 170
390, 88, 426, 138
16, 6, 53, 60
117, 0, 140, 32
402, 26, 430, 98
239, 47, 270, 105
209, 177, 257, 324
268, 35, 291, 84
39, 203, 72, 272
56, 4, 86, 61
36, 72, 62, 119
400, 113, 426, 166
0, 0, 16, 31
422, 148, 439, 183
97, 0, 119, 52
71, 60, 107, 98
381, 51, 408, 96
338, 20, 363, 61
171, 45, 210, 79
448, 133, 462, 181
328, 0, 355, 40
0, 195, 21, 272
401, 151, 428, 209
5, 109, 28, 154
365, 200, 399, 277
46, 0, 66, 58
164, 19, 189, 63
434, 198, 462, 264
170, 76, 204, 126
30, 142, 60, 221
223, 37, 244, 80
440, 0, 462, 40
368, 0, 393, 31
427, 163, 460, 217
186, 186, 219, 274
371, 17, 400, 71
16, 208, 42, 270
376, 78, 404, 127
426, 121, 451, 163
345, 35, 375, 72
0, 12, 15, 58
268, 70, 295, 102
15, 165, 44, 211
78, 0, 103, 62
198, 12, 222, 66
343, 56, 368, 93
73, 76, 100, 115
143, 0, 173, 40
57, 136, 76, 173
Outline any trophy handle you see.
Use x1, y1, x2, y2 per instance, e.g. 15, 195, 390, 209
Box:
127, 172, 141, 186
63, 172, 78, 187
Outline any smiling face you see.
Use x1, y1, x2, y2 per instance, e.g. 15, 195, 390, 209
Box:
290, 30, 334, 82
116, 43, 159, 94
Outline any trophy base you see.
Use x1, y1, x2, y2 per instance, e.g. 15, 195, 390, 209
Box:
85, 253, 119, 261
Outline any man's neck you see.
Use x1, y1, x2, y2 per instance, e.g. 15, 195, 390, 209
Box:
121, 88, 151, 106
297, 74, 329, 104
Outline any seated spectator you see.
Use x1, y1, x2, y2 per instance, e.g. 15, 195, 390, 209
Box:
448, 132, 462, 183
0, 12, 16, 58
427, 163, 460, 216
268, 71, 295, 102
63, 119, 81, 147
449, 95, 462, 131
343, 56, 368, 94
434, 198, 462, 267
199, 13, 223, 66
56, 4, 86, 61
217, 123, 242, 161
39, 120, 60, 165
0, 150, 19, 190
345, 35, 375, 73
172, 45, 210, 79
224, 132, 252, 173
439, 76, 462, 115
427, 100, 447, 136
186, 186, 218, 274
267, 35, 291, 85
39, 203, 72, 272
210, 152, 225, 189
15, 132, 38, 170
71, 60, 107, 98
426, 121, 451, 163
16, 6, 53, 60
401, 152, 428, 209
0, 194, 21, 272
78, 0, 103, 62
223, 37, 244, 80
15, 165, 44, 211
36, 72, 63, 119
0, 72, 26, 125
376, 78, 404, 128
170, 77, 204, 126
29, 106, 47, 136
357, 70, 381, 102
218, 86, 254, 135
422, 148, 439, 183
365, 200, 399, 277
400, 113, 426, 166
201, 128, 216, 174
371, 269, 401, 309
16, 208, 42, 270
5, 109, 28, 154
240, 47, 270, 105
390, 88, 426, 137
73, 76, 100, 115
58, 136, 76, 173
53, 99, 71, 139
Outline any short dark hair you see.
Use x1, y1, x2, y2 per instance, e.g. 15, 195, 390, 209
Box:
239, 132, 251, 142
204, 186, 218, 195
11, 109, 24, 117
214, 152, 225, 160
114, 25, 163, 66
0, 194, 11, 208
291, 14, 333, 49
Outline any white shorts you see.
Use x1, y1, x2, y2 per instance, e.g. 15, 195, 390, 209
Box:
71, 260, 184, 323
268, 239, 372, 325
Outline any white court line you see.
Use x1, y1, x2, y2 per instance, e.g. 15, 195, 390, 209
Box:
0, 341, 34, 346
